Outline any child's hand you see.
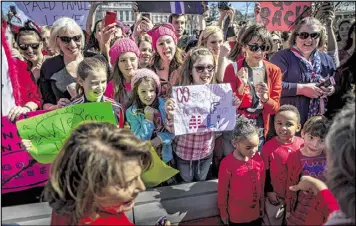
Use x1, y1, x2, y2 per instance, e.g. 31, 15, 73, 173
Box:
21, 139, 33, 152
232, 92, 242, 108
289, 175, 328, 196
165, 98, 176, 120
144, 106, 155, 122
255, 82, 269, 103
56, 98, 71, 108
267, 192, 280, 206
7, 106, 31, 121
151, 137, 162, 149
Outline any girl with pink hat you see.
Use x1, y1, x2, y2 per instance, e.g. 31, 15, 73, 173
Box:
126, 68, 175, 173
106, 38, 140, 110
147, 23, 183, 98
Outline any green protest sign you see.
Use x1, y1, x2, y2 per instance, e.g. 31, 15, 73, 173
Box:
16, 102, 117, 164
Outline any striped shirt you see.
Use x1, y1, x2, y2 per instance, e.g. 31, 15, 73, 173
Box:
70, 95, 124, 128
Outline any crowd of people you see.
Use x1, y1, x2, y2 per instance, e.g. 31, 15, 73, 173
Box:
1, 2, 355, 226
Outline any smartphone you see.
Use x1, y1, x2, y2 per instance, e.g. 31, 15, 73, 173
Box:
104, 11, 117, 27
316, 77, 335, 88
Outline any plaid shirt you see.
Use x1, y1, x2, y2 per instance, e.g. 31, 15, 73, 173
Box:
70, 95, 124, 128
173, 132, 215, 161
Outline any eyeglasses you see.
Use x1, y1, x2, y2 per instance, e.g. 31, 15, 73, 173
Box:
57, 35, 82, 44
272, 39, 281, 44
18, 43, 40, 51
194, 65, 215, 73
247, 44, 268, 52
297, 32, 321, 40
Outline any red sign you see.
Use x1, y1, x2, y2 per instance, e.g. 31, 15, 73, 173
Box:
259, 2, 312, 31
1, 111, 51, 194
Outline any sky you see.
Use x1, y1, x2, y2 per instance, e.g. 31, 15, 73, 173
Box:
209, 2, 256, 15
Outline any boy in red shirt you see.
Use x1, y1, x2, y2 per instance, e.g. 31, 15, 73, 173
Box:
261, 105, 304, 225
218, 116, 265, 226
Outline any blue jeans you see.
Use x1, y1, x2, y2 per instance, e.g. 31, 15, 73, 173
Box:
175, 153, 213, 183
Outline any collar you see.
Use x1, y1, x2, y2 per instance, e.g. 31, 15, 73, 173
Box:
83, 94, 104, 103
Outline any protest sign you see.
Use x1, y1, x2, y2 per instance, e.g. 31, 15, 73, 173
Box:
2, 111, 50, 194
16, 102, 117, 164
259, 2, 312, 31
141, 146, 179, 188
172, 84, 236, 136
15, 2, 90, 29
137, 1, 208, 14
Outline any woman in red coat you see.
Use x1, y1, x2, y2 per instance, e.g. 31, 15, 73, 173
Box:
222, 24, 282, 156
1, 19, 42, 121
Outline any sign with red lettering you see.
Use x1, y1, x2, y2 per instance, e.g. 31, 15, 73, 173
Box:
259, 2, 312, 31
1, 111, 51, 194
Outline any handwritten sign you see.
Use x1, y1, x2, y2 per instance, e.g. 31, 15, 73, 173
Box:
137, 1, 208, 14
172, 84, 236, 136
16, 102, 117, 164
15, 2, 90, 29
259, 2, 311, 31
1, 111, 50, 194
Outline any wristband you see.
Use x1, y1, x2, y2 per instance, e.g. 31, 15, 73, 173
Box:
261, 97, 269, 103
23, 106, 33, 112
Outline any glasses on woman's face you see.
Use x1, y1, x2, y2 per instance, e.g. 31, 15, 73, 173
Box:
194, 65, 215, 73
247, 43, 268, 52
297, 32, 321, 40
18, 43, 40, 51
57, 35, 81, 44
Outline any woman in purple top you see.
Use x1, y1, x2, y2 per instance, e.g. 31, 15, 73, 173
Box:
270, 17, 336, 125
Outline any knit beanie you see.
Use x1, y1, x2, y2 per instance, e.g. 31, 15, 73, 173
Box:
109, 38, 140, 66
147, 23, 177, 51
131, 68, 161, 96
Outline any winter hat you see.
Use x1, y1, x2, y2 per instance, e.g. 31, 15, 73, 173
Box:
131, 68, 161, 96
147, 23, 177, 50
109, 38, 140, 66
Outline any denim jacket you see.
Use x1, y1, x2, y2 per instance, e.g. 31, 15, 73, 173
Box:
126, 97, 174, 162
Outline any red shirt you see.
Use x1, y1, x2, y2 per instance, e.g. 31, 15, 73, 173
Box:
261, 136, 304, 197
218, 152, 265, 223
51, 210, 134, 225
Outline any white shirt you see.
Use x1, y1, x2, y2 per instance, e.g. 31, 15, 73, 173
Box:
1, 46, 17, 116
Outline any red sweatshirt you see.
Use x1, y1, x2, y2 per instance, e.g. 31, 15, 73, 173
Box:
261, 136, 304, 197
223, 59, 282, 137
218, 152, 265, 223
305, 189, 340, 225
51, 210, 134, 225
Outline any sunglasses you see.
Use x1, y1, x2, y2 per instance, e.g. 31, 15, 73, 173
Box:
58, 35, 82, 44
194, 65, 215, 73
18, 43, 40, 51
247, 44, 268, 52
297, 32, 321, 40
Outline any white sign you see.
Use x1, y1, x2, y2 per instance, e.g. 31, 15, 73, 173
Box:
172, 84, 236, 136
15, 2, 90, 29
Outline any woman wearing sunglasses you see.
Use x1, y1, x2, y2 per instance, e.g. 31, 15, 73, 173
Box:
222, 24, 282, 155
270, 17, 336, 126
147, 23, 183, 98
39, 17, 86, 110
16, 21, 46, 83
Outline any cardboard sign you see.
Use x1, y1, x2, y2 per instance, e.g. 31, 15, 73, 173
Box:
172, 84, 236, 136
15, 1, 90, 29
1, 111, 50, 194
259, 2, 312, 31
16, 102, 117, 164
137, 1, 208, 14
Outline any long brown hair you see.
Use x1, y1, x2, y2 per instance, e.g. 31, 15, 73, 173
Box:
127, 77, 159, 113
177, 47, 216, 86
44, 122, 152, 225
152, 47, 183, 79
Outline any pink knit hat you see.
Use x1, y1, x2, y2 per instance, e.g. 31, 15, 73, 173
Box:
147, 23, 177, 50
109, 38, 140, 66
131, 68, 161, 96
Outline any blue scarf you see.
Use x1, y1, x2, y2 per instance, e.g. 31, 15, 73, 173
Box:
291, 47, 326, 118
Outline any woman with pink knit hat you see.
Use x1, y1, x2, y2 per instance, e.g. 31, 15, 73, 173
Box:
126, 68, 175, 177
105, 38, 140, 110
147, 23, 183, 98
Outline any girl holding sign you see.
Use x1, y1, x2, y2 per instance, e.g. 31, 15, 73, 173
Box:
223, 24, 282, 155
165, 47, 241, 183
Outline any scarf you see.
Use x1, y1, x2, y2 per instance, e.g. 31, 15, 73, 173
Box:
291, 46, 327, 118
